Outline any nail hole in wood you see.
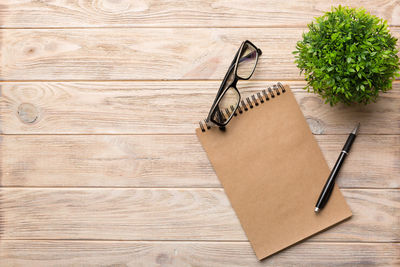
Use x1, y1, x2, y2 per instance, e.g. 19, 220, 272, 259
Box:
18, 103, 39, 124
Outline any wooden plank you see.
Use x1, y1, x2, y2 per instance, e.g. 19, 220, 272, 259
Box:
1, 81, 399, 134
1, 0, 400, 28
0, 28, 300, 80
0, 188, 398, 242
1, 28, 399, 81
1, 135, 398, 188
0, 241, 398, 267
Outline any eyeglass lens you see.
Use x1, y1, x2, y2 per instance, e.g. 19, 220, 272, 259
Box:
236, 43, 258, 79
212, 87, 240, 124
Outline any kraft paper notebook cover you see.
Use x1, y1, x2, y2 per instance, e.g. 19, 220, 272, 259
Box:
196, 84, 352, 260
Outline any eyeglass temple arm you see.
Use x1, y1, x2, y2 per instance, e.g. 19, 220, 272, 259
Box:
211, 48, 261, 109
214, 49, 241, 97
207, 46, 262, 123
208, 59, 238, 118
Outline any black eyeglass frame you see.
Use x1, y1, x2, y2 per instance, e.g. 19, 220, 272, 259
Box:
206, 40, 262, 127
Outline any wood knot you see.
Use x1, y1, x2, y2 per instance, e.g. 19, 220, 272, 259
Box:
18, 103, 39, 124
25, 47, 36, 55
299, 95, 323, 110
156, 253, 172, 265
306, 117, 325, 134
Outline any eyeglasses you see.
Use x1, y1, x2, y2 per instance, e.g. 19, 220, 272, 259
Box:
206, 40, 262, 128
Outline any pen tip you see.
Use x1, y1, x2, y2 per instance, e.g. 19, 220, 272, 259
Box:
314, 207, 320, 213
352, 123, 360, 135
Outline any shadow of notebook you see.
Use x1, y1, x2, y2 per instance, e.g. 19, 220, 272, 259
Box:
196, 84, 352, 260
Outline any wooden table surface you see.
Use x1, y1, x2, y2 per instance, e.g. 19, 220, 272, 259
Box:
0, 1, 399, 266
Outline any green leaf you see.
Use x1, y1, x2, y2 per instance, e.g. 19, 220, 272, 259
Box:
292, 5, 400, 106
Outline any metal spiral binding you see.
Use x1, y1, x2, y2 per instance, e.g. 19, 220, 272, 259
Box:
230, 105, 238, 116
268, 87, 275, 98
257, 92, 264, 103
273, 84, 280, 95
237, 104, 243, 114
278, 82, 286, 92
225, 108, 231, 118
262, 89, 269, 100
246, 97, 253, 108
252, 95, 258, 106
199, 82, 286, 132
241, 100, 248, 111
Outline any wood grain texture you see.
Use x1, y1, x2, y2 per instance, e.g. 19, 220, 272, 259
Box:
1, 81, 399, 134
1, 0, 400, 28
1, 188, 398, 242
1, 134, 398, 188
1, 28, 399, 81
1, 241, 399, 267
0, 28, 301, 81
1, 2, 399, 265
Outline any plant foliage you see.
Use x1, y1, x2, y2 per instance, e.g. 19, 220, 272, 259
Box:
293, 6, 399, 105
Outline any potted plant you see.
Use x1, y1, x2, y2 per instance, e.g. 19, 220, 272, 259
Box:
293, 6, 399, 106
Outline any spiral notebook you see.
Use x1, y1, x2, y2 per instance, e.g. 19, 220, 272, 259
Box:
196, 84, 352, 260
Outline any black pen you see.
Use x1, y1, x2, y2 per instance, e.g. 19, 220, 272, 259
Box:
315, 123, 360, 213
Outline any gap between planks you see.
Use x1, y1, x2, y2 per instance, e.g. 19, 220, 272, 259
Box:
0, 133, 398, 136
0, 239, 398, 244
0, 79, 310, 83
0, 79, 399, 83
0, 186, 398, 190
0, 26, 335, 30
1, 25, 399, 30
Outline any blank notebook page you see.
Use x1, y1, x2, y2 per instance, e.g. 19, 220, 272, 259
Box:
196, 85, 352, 260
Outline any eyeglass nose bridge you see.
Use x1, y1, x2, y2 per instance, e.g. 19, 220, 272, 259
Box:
230, 78, 239, 88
